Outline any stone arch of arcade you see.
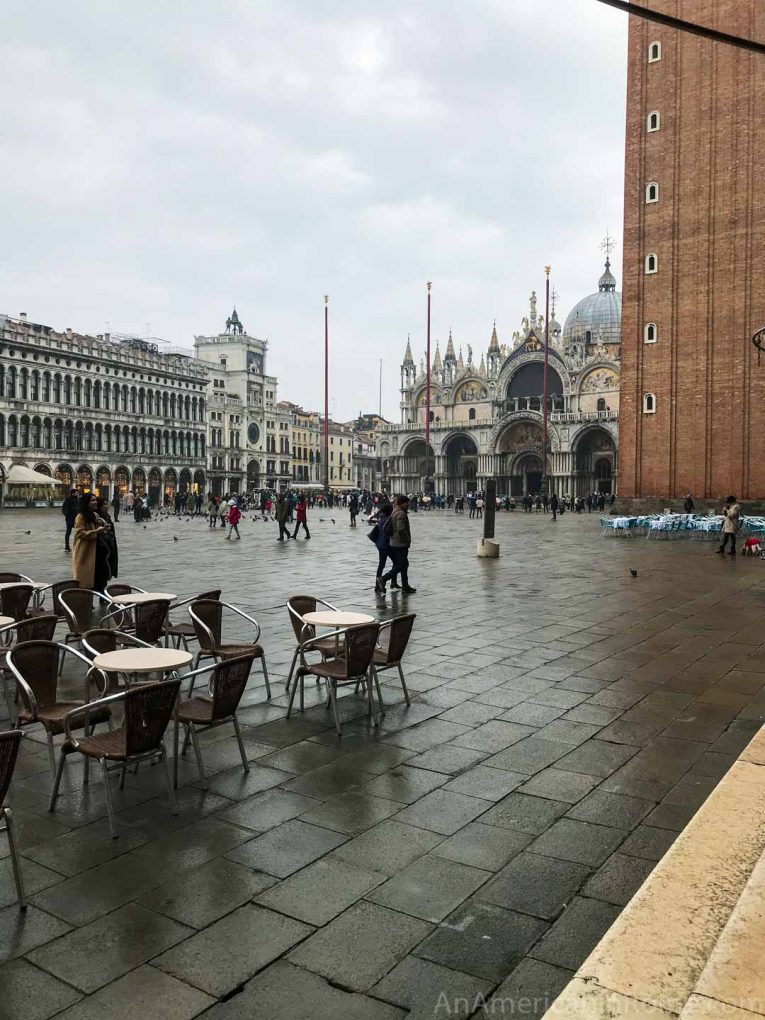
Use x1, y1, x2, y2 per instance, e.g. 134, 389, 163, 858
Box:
441, 433, 479, 497
572, 425, 617, 496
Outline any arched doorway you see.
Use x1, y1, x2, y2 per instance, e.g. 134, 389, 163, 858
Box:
574, 427, 616, 496
132, 467, 146, 496
56, 463, 74, 490
164, 468, 177, 503
443, 434, 478, 497
96, 465, 111, 498
247, 460, 260, 492
193, 469, 206, 494
495, 420, 546, 497
76, 464, 94, 492
34, 464, 52, 477
148, 467, 162, 506
179, 468, 192, 495
114, 465, 130, 496
399, 438, 436, 493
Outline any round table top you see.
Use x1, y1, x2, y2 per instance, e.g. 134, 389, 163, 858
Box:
303, 610, 375, 627
92, 647, 192, 673
0, 615, 15, 629
0, 580, 45, 590
110, 592, 176, 605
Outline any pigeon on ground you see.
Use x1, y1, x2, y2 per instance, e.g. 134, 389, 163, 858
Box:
173, 536, 178, 541
25, 530, 31, 535
331, 519, 335, 524
630, 569, 638, 577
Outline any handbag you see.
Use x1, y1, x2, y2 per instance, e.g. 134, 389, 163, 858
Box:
367, 524, 380, 543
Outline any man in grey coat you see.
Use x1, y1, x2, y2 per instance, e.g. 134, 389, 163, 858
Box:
380, 495, 416, 593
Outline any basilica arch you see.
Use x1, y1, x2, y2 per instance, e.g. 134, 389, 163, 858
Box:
442, 433, 479, 497
572, 425, 617, 496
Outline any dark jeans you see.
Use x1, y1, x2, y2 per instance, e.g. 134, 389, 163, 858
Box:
720, 533, 737, 553
376, 548, 391, 577
64, 522, 74, 549
383, 547, 409, 587
278, 520, 290, 540
293, 521, 311, 538
112, 505, 120, 521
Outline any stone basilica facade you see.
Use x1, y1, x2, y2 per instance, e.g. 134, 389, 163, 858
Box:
379, 258, 622, 498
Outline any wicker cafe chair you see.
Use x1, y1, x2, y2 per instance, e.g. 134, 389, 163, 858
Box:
0, 730, 26, 908
368, 613, 416, 711
1, 615, 58, 719
173, 651, 258, 788
59, 588, 115, 653
0, 573, 33, 584
106, 584, 146, 599
28, 579, 80, 616
7, 641, 112, 777
188, 600, 271, 698
0, 585, 34, 623
285, 596, 343, 693
102, 597, 171, 646
81, 629, 155, 691
290, 622, 381, 736
49, 677, 180, 839
163, 590, 222, 651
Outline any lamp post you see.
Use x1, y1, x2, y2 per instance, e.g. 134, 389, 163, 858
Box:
543, 266, 551, 494
425, 282, 432, 492
323, 295, 329, 496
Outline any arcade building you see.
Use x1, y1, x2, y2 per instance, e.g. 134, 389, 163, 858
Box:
379, 257, 622, 499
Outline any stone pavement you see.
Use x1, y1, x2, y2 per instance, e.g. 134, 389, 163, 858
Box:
0, 506, 764, 1019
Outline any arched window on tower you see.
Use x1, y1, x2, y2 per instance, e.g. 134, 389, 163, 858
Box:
647, 111, 661, 132
468, 407, 476, 420
643, 393, 656, 414
645, 253, 658, 274
646, 182, 659, 204
644, 323, 658, 343
648, 41, 661, 62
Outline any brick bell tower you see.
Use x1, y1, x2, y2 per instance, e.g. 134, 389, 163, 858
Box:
619, 0, 765, 502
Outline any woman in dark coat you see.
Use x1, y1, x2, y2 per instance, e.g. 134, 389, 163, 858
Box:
96, 496, 119, 580
373, 501, 394, 593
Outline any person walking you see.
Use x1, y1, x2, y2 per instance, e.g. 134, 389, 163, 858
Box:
717, 496, 741, 556
684, 493, 695, 513
292, 494, 311, 539
226, 500, 242, 540
72, 493, 110, 593
380, 495, 416, 593
126, 489, 134, 514
61, 489, 79, 551
110, 488, 121, 522
476, 494, 484, 518
551, 492, 559, 521
133, 492, 143, 523
349, 493, 359, 528
275, 492, 290, 541
373, 500, 394, 592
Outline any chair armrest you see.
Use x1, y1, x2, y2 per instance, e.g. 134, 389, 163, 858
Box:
5, 654, 37, 717
299, 628, 347, 669
220, 602, 261, 643
317, 598, 340, 612
63, 692, 125, 746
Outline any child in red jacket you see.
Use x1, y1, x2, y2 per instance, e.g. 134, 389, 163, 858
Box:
226, 500, 242, 540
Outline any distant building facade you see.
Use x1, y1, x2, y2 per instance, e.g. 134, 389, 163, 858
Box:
279, 401, 322, 485
380, 262, 622, 498
619, 0, 765, 500
0, 312, 208, 502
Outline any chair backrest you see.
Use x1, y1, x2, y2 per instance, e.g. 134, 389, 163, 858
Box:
7, 641, 61, 711
124, 677, 180, 756
197, 590, 222, 602
0, 730, 23, 807
50, 579, 79, 617
287, 596, 317, 642
0, 573, 26, 584
209, 652, 257, 720
343, 622, 380, 677
379, 614, 416, 665
133, 599, 171, 644
9, 615, 58, 645
82, 628, 118, 657
1, 584, 33, 622
189, 600, 223, 652
59, 588, 96, 634
106, 584, 132, 598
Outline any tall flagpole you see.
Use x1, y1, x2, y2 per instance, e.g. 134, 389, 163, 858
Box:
425, 282, 432, 490
543, 267, 551, 493
324, 295, 329, 495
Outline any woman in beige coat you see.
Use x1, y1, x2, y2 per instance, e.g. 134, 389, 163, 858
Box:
717, 495, 741, 556
72, 493, 109, 591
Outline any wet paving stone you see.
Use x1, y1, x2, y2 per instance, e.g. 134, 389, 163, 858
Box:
2, 509, 763, 1011
0, 957, 82, 1020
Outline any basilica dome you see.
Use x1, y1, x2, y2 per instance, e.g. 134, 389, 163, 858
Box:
563, 259, 622, 346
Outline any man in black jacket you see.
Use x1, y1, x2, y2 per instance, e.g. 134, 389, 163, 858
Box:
61, 489, 78, 551
380, 495, 416, 593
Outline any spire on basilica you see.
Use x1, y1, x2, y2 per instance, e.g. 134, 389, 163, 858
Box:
444, 330, 456, 361
403, 335, 414, 365
489, 320, 499, 351
457, 346, 465, 372
479, 352, 486, 377
433, 342, 442, 372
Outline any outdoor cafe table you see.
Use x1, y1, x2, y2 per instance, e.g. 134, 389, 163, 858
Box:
109, 592, 177, 605
302, 609, 375, 658
91, 647, 192, 690
0, 615, 14, 630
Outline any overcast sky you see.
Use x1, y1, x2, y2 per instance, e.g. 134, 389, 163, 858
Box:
1, 0, 627, 421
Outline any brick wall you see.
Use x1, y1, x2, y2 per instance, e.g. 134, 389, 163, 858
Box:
619, 0, 765, 499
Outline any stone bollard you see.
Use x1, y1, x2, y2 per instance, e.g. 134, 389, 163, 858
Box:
476, 478, 500, 557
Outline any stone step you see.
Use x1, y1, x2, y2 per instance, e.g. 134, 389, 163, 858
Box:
541, 726, 765, 1018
